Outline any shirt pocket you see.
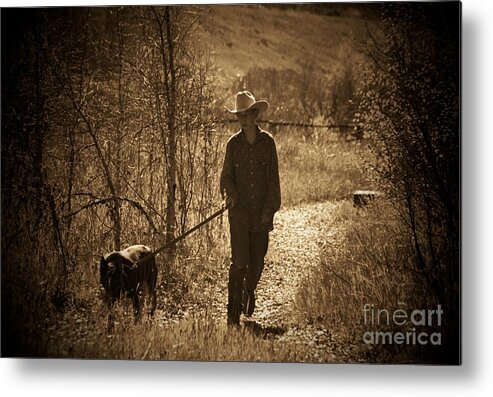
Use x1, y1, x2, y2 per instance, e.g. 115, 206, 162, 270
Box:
234, 156, 248, 180
257, 159, 268, 171
256, 156, 270, 185
258, 147, 271, 169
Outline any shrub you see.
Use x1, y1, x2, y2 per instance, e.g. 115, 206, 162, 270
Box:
355, 2, 460, 363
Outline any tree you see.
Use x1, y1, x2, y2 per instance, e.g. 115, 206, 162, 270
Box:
1, 5, 222, 356
356, 2, 460, 362
139, 6, 220, 255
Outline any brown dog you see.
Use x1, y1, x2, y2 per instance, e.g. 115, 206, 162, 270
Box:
100, 244, 157, 319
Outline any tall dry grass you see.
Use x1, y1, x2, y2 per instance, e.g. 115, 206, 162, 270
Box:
43, 309, 309, 362
293, 200, 448, 363
273, 126, 370, 206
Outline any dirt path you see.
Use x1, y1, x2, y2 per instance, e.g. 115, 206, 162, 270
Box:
257, 201, 340, 327
199, 200, 360, 362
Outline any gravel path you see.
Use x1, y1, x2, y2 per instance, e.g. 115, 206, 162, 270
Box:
197, 200, 361, 362
257, 201, 340, 327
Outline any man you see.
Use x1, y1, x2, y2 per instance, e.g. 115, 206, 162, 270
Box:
220, 90, 281, 326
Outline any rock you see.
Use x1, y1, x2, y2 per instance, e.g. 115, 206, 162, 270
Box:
353, 190, 382, 207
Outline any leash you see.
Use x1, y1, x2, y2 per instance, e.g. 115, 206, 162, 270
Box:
136, 205, 228, 266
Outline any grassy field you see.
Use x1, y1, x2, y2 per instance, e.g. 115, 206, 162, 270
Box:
197, 4, 368, 78
275, 127, 370, 206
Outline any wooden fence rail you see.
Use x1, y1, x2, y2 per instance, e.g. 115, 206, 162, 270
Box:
214, 119, 363, 140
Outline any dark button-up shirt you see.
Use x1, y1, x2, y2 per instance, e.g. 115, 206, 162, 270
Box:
220, 126, 281, 232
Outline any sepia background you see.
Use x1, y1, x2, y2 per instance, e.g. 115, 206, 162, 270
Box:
1, 2, 460, 363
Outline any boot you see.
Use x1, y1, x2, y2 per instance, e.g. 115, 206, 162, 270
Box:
242, 289, 255, 317
227, 300, 241, 326
227, 264, 244, 326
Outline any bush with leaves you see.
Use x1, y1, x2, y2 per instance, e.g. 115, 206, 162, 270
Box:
355, 3, 460, 362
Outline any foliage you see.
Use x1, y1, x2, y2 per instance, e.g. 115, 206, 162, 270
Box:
1, 6, 222, 356
295, 201, 453, 363
355, 2, 460, 361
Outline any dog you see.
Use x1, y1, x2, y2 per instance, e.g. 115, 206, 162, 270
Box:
99, 244, 158, 319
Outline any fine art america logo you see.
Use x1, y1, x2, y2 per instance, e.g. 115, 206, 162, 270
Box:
362, 303, 443, 346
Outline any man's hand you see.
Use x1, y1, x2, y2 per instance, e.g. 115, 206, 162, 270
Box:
225, 193, 238, 209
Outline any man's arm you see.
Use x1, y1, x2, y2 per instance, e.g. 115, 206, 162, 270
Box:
220, 139, 239, 207
261, 138, 281, 222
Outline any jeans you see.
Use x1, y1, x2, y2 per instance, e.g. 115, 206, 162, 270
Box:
227, 220, 269, 325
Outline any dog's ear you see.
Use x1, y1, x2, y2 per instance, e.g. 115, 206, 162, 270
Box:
100, 256, 108, 281
105, 252, 121, 264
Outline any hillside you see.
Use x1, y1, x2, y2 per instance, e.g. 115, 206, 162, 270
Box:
196, 4, 373, 79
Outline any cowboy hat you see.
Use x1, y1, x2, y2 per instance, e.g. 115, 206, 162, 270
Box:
225, 90, 269, 114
